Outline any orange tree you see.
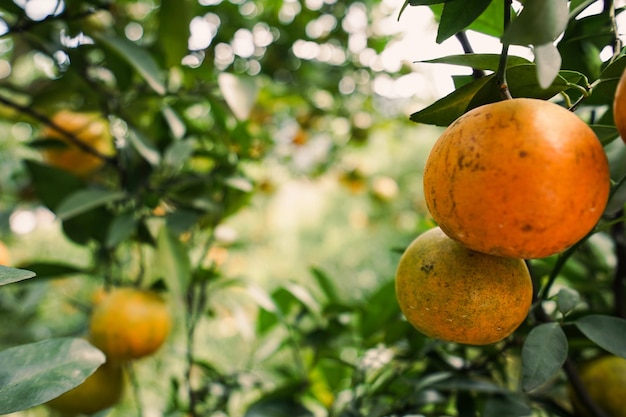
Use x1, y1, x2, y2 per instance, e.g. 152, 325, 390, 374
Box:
1, 1, 626, 417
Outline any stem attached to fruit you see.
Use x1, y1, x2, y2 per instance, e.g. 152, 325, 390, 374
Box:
496, 0, 513, 100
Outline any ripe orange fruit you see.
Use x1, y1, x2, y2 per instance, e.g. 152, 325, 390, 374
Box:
423, 98, 610, 259
395, 227, 532, 345
569, 355, 626, 417
0, 241, 10, 266
89, 288, 172, 362
46, 362, 124, 415
613, 69, 626, 144
41, 110, 114, 177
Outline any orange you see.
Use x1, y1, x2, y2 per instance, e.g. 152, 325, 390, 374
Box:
46, 361, 124, 415
89, 288, 172, 362
395, 227, 532, 345
423, 98, 610, 259
0, 241, 10, 266
569, 355, 626, 417
42, 110, 114, 176
613, 69, 626, 144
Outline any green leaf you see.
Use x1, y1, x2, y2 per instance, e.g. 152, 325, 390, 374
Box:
310, 267, 340, 304
534, 43, 562, 89
502, 0, 568, 45
422, 53, 531, 71
0, 266, 36, 286
162, 106, 187, 140
24, 161, 85, 211
437, 0, 493, 44
410, 0, 448, 4
521, 323, 568, 392
127, 128, 161, 166
56, 189, 126, 220
576, 315, 626, 358
556, 288, 580, 315
218, 73, 259, 121
590, 124, 620, 146
410, 65, 569, 126
93, 34, 166, 95
13, 262, 83, 279
410, 75, 492, 126
106, 212, 137, 248
467, 0, 504, 38
0, 338, 105, 414
156, 223, 191, 297
157, 0, 191, 68
482, 394, 532, 417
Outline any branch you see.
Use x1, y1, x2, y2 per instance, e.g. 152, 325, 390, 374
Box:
455, 32, 486, 80
0, 94, 117, 166
1, 4, 110, 37
605, 0, 623, 64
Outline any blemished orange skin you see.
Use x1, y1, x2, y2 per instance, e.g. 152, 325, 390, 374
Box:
423, 98, 610, 259
569, 356, 626, 417
89, 288, 172, 362
42, 110, 114, 177
46, 362, 124, 415
613, 69, 626, 145
395, 227, 532, 345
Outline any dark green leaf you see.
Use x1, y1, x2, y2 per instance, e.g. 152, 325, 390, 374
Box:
245, 397, 313, 417
56, 189, 126, 220
106, 212, 137, 248
127, 128, 161, 166
534, 42, 562, 89
157, 0, 191, 68
0, 338, 105, 414
482, 394, 532, 417
93, 34, 166, 95
410, 0, 448, 4
433, 377, 508, 393
62, 206, 114, 245
576, 315, 626, 358
0, 266, 36, 286
24, 161, 85, 211
410, 75, 493, 126
310, 267, 341, 304
590, 124, 619, 145
422, 53, 531, 71
556, 288, 580, 315
437, 0, 493, 44
521, 323, 568, 392
502, 0, 569, 45
13, 262, 83, 279
156, 224, 192, 298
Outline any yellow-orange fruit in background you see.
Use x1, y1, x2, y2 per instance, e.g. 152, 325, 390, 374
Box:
0, 241, 10, 266
613, 69, 626, 144
568, 355, 626, 417
89, 288, 172, 362
42, 110, 114, 176
395, 227, 532, 345
46, 362, 124, 415
423, 98, 610, 259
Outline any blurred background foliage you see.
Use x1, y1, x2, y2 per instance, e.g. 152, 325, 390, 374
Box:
0, 0, 444, 416
2, 0, 626, 417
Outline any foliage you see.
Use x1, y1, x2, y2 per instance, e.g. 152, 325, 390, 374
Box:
0, 0, 625, 417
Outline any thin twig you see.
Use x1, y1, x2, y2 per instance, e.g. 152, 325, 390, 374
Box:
2, 4, 110, 37
455, 32, 485, 80
496, 0, 513, 100
0, 94, 117, 165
